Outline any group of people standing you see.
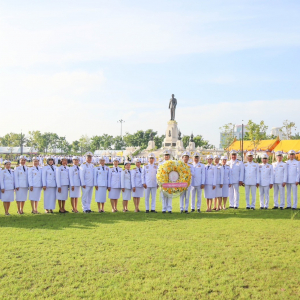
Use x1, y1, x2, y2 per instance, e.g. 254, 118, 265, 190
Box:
0, 149, 299, 215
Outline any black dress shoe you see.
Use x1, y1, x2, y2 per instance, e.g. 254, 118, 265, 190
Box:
162, 211, 166, 214
185, 210, 189, 214
59, 210, 65, 213
251, 207, 255, 210
260, 207, 264, 210
285, 207, 291, 209
272, 206, 278, 209
292, 208, 297, 210
265, 207, 268, 210
180, 210, 183, 213
197, 209, 201, 213
229, 206, 233, 209
168, 211, 172, 214
234, 207, 238, 209
280, 207, 284, 210
150, 210, 157, 213
145, 210, 149, 213
246, 207, 250, 209
191, 209, 195, 212
83, 210, 89, 213
64, 210, 69, 213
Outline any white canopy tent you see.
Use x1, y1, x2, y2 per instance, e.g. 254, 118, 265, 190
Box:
0, 147, 38, 154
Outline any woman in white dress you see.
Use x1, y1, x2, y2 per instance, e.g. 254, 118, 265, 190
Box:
28, 157, 43, 214
69, 156, 81, 213
121, 161, 132, 212
131, 158, 144, 212
204, 155, 217, 212
0, 160, 15, 215
14, 155, 29, 214
108, 157, 122, 212
212, 155, 224, 211
94, 156, 109, 213
56, 157, 70, 213
221, 156, 232, 210
42, 157, 57, 213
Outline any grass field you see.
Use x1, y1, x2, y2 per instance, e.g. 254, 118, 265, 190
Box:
0, 187, 300, 299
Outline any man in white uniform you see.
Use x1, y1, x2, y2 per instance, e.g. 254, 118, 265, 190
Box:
142, 153, 158, 213
244, 151, 259, 210
286, 150, 299, 210
227, 150, 244, 209
80, 152, 94, 213
259, 153, 273, 209
190, 152, 205, 213
272, 151, 287, 210
160, 150, 173, 213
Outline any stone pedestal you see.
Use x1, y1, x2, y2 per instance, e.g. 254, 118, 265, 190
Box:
146, 140, 156, 151
163, 120, 178, 148
176, 140, 184, 151
186, 142, 195, 152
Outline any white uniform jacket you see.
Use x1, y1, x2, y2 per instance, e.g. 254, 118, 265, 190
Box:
205, 164, 217, 186
215, 163, 224, 185
56, 165, 70, 187
0, 169, 14, 190
108, 167, 122, 188
222, 165, 232, 185
42, 165, 57, 188
14, 165, 29, 188
244, 162, 259, 185
227, 159, 244, 183
286, 160, 299, 184
141, 163, 158, 187
28, 166, 43, 187
192, 162, 205, 186
94, 165, 109, 187
121, 169, 132, 189
259, 163, 274, 186
79, 163, 94, 187
272, 161, 287, 184
131, 167, 143, 188
69, 165, 81, 187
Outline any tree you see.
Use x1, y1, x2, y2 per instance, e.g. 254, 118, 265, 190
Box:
281, 120, 296, 140
90, 136, 103, 152
0, 133, 22, 147
71, 140, 80, 153
247, 120, 268, 159
219, 123, 235, 149
153, 135, 165, 149
292, 132, 300, 140
193, 135, 213, 149
182, 135, 190, 148
79, 135, 91, 155
113, 136, 126, 149
27, 131, 43, 151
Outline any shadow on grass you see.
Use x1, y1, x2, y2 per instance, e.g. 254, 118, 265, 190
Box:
0, 208, 299, 230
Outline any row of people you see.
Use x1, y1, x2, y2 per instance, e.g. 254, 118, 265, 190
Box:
0, 150, 299, 215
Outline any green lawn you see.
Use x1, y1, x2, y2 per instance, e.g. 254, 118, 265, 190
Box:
0, 187, 300, 299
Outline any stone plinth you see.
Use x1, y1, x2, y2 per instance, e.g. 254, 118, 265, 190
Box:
176, 140, 185, 151
146, 140, 156, 151
186, 142, 195, 151
163, 120, 178, 148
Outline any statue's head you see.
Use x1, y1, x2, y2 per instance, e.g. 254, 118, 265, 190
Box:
172, 94, 174, 98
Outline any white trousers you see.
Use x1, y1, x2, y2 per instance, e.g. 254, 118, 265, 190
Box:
286, 183, 298, 208
180, 186, 191, 211
229, 183, 240, 207
162, 194, 172, 212
191, 186, 202, 209
81, 186, 93, 211
273, 183, 285, 208
245, 185, 257, 208
145, 187, 157, 210
259, 186, 270, 208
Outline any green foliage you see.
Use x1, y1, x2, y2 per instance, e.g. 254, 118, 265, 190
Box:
281, 120, 296, 140
246, 120, 268, 151
219, 123, 235, 149
182, 135, 190, 148
123, 129, 164, 149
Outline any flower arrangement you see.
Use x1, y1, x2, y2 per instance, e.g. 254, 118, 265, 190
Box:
157, 160, 192, 197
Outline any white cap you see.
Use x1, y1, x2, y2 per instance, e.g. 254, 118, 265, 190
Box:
85, 152, 93, 157
135, 158, 141, 163
99, 156, 105, 160
32, 157, 39, 161
72, 156, 79, 160
124, 161, 131, 165
193, 151, 200, 157
182, 151, 190, 157
221, 155, 228, 160
148, 153, 155, 158
246, 151, 254, 156
163, 149, 171, 155
213, 155, 220, 159
275, 151, 283, 156
60, 156, 68, 161
288, 150, 296, 154
207, 155, 213, 159
19, 155, 27, 160
262, 153, 268, 159
113, 157, 119, 162
4, 160, 11, 164
230, 150, 237, 154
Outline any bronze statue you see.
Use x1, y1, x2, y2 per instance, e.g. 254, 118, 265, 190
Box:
169, 94, 177, 120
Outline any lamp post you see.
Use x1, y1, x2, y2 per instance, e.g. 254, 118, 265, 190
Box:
118, 119, 125, 139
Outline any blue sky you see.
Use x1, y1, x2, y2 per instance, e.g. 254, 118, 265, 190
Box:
0, 0, 299, 146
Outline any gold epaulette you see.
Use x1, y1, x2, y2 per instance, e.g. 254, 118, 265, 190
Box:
83, 162, 86, 164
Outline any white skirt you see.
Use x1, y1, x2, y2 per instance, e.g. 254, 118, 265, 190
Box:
69, 186, 81, 198
222, 184, 229, 197
1, 190, 14, 202
29, 187, 42, 201
56, 185, 69, 200
95, 187, 107, 203
122, 189, 132, 201
215, 185, 222, 197
204, 185, 215, 199
44, 187, 56, 209
109, 188, 121, 199
132, 187, 144, 198
15, 187, 28, 202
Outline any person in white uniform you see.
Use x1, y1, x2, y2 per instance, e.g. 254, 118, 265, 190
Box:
142, 153, 158, 213
108, 157, 122, 212
191, 152, 205, 213
204, 155, 217, 212
159, 150, 173, 213
213, 155, 224, 211
227, 150, 244, 209
80, 152, 94, 213
244, 151, 259, 210
0, 160, 14, 215
286, 150, 299, 210
221, 156, 232, 210
272, 151, 287, 210
28, 157, 43, 214
14, 155, 29, 214
69, 156, 81, 213
180, 151, 194, 213
42, 157, 57, 213
131, 158, 144, 212
94, 156, 109, 213
259, 153, 273, 209
56, 157, 70, 213
121, 161, 132, 212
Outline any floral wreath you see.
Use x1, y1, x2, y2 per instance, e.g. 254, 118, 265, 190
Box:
156, 160, 192, 197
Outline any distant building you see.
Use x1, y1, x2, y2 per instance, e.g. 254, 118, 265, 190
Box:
270, 127, 286, 139
219, 125, 249, 148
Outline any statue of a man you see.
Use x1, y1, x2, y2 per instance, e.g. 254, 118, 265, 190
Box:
169, 94, 177, 121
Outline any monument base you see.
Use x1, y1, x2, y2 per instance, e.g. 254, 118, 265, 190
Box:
146, 140, 156, 151
186, 142, 195, 151
176, 140, 185, 151
163, 120, 178, 148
